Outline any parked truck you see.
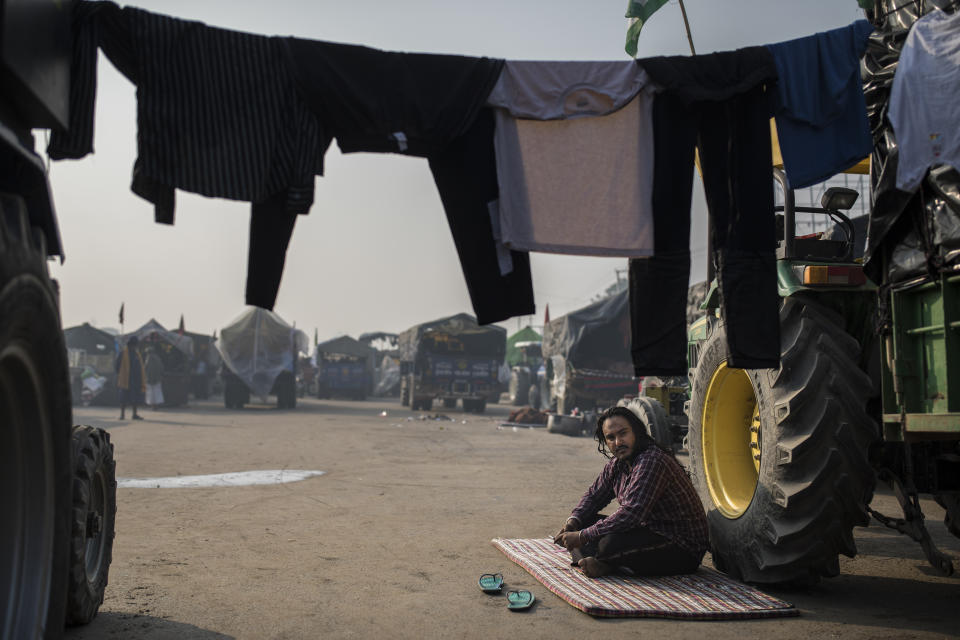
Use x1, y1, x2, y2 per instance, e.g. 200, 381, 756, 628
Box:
683, 0, 959, 587
2, 1, 117, 636
216, 308, 308, 410
542, 288, 638, 415
315, 335, 376, 401
399, 313, 505, 413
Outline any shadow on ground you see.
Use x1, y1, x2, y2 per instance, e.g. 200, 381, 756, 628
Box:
65, 612, 233, 639
764, 572, 960, 636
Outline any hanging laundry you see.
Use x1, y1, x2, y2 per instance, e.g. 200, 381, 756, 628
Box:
282, 39, 535, 324
888, 9, 960, 192
427, 109, 536, 324
485, 61, 656, 257
49, 1, 328, 310
49, 2, 534, 322
767, 20, 875, 189
631, 47, 780, 376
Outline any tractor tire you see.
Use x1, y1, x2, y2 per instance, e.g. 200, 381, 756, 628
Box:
687, 297, 877, 585
508, 369, 530, 405
0, 194, 73, 638
275, 373, 296, 409
935, 493, 960, 539
620, 396, 672, 450
65, 426, 116, 626
528, 384, 541, 410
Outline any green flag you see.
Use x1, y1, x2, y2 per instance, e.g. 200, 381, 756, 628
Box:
625, 0, 670, 57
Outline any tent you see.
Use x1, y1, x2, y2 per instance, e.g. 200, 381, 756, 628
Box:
126, 319, 194, 357
63, 323, 116, 360
316, 335, 378, 363
506, 326, 542, 367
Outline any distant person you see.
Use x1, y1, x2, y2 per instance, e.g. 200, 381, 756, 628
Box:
116, 335, 146, 420
144, 346, 165, 409
553, 406, 709, 578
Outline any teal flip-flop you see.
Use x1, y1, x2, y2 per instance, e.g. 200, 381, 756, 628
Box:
478, 573, 503, 593
507, 590, 535, 610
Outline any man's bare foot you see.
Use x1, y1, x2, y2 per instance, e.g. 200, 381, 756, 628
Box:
578, 556, 613, 578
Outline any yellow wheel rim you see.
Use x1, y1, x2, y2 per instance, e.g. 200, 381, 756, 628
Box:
701, 362, 760, 519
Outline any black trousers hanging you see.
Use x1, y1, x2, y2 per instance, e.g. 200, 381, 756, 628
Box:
629, 87, 779, 375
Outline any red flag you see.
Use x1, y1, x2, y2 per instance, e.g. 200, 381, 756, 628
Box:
543, 303, 550, 326
178, 314, 185, 336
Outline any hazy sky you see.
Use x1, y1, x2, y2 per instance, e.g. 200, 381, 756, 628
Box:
46, 0, 865, 341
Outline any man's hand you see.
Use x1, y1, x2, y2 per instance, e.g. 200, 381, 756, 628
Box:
553, 516, 580, 541
554, 530, 584, 550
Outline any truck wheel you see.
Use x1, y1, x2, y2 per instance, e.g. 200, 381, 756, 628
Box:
620, 396, 672, 450
528, 384, 541, 410
935, 493, 960, 539
509, 369, 530, 405
0, 197, 72, 637
687, 298, 877, 585
65, 426, 116, 625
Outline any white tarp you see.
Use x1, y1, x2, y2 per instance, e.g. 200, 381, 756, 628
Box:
118, 469, 325, 488
127, 319, 194, 356
215, 307, 309, 397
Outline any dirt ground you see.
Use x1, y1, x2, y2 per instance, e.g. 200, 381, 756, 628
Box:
63, 397, 959, 640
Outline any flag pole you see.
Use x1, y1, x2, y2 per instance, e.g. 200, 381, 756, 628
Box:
678, 0, 696, 55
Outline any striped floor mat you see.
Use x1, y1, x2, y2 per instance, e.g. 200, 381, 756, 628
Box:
492, 538, 798, 619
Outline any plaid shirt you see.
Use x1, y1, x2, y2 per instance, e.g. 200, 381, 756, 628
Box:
571, 446, 709, 556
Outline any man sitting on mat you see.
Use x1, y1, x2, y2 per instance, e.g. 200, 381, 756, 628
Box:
554, 405, 709, 578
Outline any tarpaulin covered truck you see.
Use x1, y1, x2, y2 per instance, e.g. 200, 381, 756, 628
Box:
216, 308, 308, 410
399, 313, 506, 413
542, 289, 638, 415
2, 0, 117, 635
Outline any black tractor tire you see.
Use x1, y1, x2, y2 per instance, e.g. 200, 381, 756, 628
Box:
528, 384, 541, 410
275, 373, 296, 409
65, 426, 116, 626
687, 297, 877, 585
0, 194, 73, 638
508, 369, 530, 405
935, 493, 960, 539
620, 396, 672, 450
224, 375, 247, 409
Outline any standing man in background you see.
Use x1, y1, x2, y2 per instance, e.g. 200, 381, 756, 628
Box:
144, 345, 165, 409
117, 335, 146, 420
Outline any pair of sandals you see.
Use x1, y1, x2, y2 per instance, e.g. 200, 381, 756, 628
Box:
478, 573, 535, 610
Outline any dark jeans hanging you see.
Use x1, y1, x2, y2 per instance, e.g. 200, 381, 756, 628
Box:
427, 110, 536, 324
631, 50, 780, 375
